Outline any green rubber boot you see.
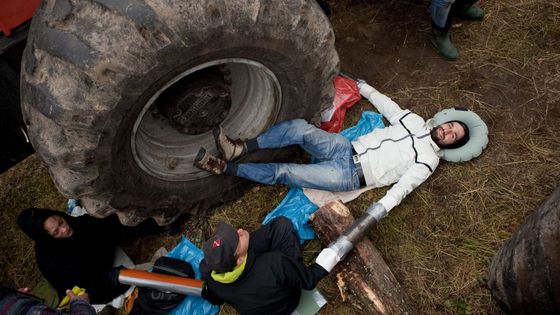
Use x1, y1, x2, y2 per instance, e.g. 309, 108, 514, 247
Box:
455, 6, 485, 20
430, 28, 459, 61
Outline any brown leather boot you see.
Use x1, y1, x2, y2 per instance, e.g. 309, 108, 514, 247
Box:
213, 126, 246, 161
193, 148, 226, 175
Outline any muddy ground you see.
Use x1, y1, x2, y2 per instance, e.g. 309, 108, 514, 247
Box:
319, 0, 559, 313
1, 0, 558, 314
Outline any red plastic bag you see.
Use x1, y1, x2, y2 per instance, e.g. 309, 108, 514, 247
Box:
320, 75, 361, 133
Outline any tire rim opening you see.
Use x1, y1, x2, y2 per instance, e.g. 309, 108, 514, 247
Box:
132, 59, 281, 182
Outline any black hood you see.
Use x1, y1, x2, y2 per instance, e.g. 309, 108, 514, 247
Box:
16, 208, 72, 242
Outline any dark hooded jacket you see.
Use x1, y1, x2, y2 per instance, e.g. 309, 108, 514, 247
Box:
17, 208, 157, 304
200, 217, 328, 315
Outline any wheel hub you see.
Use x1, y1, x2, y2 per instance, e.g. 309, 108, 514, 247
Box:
132, 59, 282, 182
156, 67, 231, 135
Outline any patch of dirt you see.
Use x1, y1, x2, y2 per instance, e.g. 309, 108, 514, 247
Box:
319, 0, 559, 314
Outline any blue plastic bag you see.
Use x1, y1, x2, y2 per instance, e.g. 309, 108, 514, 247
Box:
262, 188, 316, 241
339, 111, 385, 141
167, 236, 219, 315
263, 112, 384, 242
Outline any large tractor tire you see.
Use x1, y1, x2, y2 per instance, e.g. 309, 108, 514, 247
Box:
21, 0, 338, 225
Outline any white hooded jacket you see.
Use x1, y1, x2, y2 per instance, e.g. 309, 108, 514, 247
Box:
351, 84, 441, 212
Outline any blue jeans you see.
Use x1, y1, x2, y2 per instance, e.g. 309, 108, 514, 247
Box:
233, 119, 361, 192
431, 0, 479, 29
431, 0, 455, 29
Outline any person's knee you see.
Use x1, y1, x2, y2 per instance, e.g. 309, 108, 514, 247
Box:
290, 118, 308, 126
288, 119, 314, 133
269, 216, 298, 241
296, 120, 327, 143
271, 216, 294, 231
274, 165, 295, 184
274, 168, 304, 188
333, 134, 351, 150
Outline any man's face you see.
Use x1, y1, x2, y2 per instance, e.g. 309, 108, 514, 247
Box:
43, 215, 73, 239
431, 122, 466, 146
234, 228, 250, 264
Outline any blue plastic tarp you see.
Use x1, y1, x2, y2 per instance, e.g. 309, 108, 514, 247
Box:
167, 236, 219, 315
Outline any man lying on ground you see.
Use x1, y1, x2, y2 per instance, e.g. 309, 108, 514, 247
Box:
194, 80, 477, 220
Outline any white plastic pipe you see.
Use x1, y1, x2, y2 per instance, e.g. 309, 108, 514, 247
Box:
118, 269, 203, 297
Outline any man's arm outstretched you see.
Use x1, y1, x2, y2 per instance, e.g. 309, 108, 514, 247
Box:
357, 81, 409, 125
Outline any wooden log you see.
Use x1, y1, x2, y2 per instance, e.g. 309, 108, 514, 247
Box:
310, 200, 415, 314
487, 187, 560, 314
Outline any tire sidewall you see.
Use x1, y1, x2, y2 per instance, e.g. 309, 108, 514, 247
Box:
21, 0, 338, 219
108, 38, 330, 211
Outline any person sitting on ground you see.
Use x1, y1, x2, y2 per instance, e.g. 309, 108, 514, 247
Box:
0, 286, 95, 315
430, 0, 485, 60
16, 208, 165, 304
200, 217, 336, 315
194, 79, 480, 221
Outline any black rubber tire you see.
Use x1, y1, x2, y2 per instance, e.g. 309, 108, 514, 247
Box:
20, 0, 338, 225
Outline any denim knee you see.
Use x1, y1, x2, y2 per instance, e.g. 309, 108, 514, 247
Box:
275, 168, 292, 184
290, 119, 315, 134
290, 118, 308, 126
332, 133, 352, 150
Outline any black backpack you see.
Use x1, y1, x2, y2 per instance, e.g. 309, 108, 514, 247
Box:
130, 256, 195, 315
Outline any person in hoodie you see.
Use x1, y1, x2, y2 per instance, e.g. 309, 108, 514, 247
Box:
200, 217, 335, 315
16, 208, 162, 304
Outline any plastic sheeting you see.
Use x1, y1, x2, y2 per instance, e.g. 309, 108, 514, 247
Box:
263, 111, 385, 242
320, 76, 362, 133
167, 236, 219, 315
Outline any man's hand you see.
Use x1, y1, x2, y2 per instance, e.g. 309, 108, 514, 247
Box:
66, 289, 90, 303
315, 247, 341, 272
355, 79, 379, 97
356, 79, 366, 89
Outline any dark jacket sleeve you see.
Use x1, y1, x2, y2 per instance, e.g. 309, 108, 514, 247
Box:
35, 245, 79, 298
198, 259, 212, 281
199, 259, 225, 305
36, 244, 121, 304
201, 283, 224, 306
77, 214, 127, 242
77, 214, 160, 243
278, 255, 328, 291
